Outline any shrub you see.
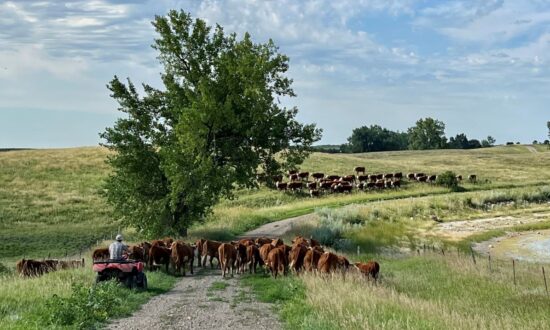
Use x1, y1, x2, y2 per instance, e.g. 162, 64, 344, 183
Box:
436, 171, 459, 191
45, 281, 127, 328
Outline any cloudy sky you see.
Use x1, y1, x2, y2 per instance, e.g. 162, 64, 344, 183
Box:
1, 0, 549, 148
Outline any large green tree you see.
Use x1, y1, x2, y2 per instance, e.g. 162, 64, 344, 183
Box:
407, 117, 447, 150
346, 125, 408, 152
100, 11, 321, 236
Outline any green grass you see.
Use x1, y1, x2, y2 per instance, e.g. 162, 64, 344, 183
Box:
0, 266, 177, 329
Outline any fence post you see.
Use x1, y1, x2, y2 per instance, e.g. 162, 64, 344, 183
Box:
488, 253, 491, 272
470, 246, 476, 265
543, 266, 548, 296
441, 248, 445, 256
512, 259, 516, 286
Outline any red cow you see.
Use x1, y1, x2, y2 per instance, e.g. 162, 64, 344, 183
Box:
354, 261, 380, 281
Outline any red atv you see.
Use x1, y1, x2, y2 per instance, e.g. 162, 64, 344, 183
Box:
93, 260, 147, 290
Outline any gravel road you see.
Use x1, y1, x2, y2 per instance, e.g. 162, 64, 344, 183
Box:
239, 213, 318, 239
106, 267, 280, 330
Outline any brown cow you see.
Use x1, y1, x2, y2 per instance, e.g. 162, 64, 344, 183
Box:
303, 248, 323, 272
289, 174, 299, 181
309, 238, 321, 248
468, 174, 477, 183
407, 173, 415, 180
354, 261, 380, 281
194, 239, 206, 267
148, 244, 171, 272
357, 175, 369, 182
354, 166, 366, 174
266, 246, 286, 278
218, 243, 237, 278
327, 175, 340, 181
238, 238, 255, 247
272, 174, 283, 183
428, 175, 437, 183
309, 189, 320, 197
394, 172, 403, 179
417, 175, 428, 182
92, 248, 109, 261
16, 259, 55, 277
259, 243, 274, 265
271, 238, 284, 247
341, 175, 355, 184
287, 169, 298, 176
202, 240, 222, 269
163, 237, 174, 246
307, 182, 317, 190
289, 243, 308, 272
139, 241, 152, 263
255, 237, 272, 246
292, 236, 307, 246
319, 181, 333, 190
384, 173, 394, 180
287, 181, 303, 191
128, 245, 145, 261
298, 172, 310, 180
246, 244, 263, 273
151, 239, 166, 247
234, 243, 248, 274
311, 172, 325, 181
317, 252, 349, 273
170, 241, 194, 276
276, 181, 288, 191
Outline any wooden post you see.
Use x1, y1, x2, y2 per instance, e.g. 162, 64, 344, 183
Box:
441, 248, 445, 256
470, 246, 476, 265
543, 266, 548, 296
512, 259, 516, 286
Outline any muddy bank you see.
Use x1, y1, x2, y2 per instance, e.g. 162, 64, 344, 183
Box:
473, 230, 550, 263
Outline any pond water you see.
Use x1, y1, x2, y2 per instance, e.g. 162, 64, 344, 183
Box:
474, 229, 550, 263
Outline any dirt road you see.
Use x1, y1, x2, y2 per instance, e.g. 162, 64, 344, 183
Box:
239, 213, 318, 238
107, 267, 280, 330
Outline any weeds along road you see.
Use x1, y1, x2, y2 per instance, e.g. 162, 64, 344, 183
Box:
107, 267, 280, 330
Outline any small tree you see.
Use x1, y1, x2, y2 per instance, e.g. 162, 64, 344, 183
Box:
436, 171, 459, 191
100, 11, 321, 236
407, 118, 447, 150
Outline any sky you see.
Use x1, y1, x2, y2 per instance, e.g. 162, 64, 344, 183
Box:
1, 0, 549, 148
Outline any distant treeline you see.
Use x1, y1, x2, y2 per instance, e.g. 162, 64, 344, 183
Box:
313, 118, 498, 153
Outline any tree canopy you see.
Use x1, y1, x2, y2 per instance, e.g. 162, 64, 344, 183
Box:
346, 125, 408, 153
100, 10, 321, 236
407, 117, 447, 150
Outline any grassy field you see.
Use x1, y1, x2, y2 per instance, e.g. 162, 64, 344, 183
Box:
1, 145, 550, 329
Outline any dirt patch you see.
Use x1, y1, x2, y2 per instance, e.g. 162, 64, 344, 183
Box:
525, 145, 538, 153
107, 268, 280, 330
432, 212, 550, 241
239, 213, 319, 239
473, 230, 550, 263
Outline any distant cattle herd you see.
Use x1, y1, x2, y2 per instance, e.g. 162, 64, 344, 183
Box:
271, 166, 477, 197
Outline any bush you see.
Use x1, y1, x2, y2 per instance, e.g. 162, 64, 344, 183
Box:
45, 281, 127, 328
436, 171, 459, 191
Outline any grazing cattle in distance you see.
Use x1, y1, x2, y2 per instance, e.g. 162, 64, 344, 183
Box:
417, 175, 428, 182
267, 246, 286, 278
276, 181, 288, 191
288, 181, 303, 191
16, 259, 56, 277
246, 244, 263, 273
312, 172, 325, 181
354, 261, 380, 281
307, 182, 317, 190
309, 189, 320, 197
375, 180, 385, 189
319, 181, 333, 190
148, 244, 171, 272
354, 166, 366, 174
428, 175, 437, 183
255, 237, 272, 246
407, 173, 415, 180
357, 175, 369, 182
391, 180, 401, 188
341, 175, 355, 183
366, 182, 376, 189
339, 183, 353, 193
394, 172, 403, 179
337, 255, 350, 270
287, 169, 298, 176
468, 174, 477, 183
456, 175, 463, 181
194, 239, 206, 266
289, 174, 299, 181
170, 241, 194, 276
218, 243, 237, 278
376, 174, 384, 180
151, 239, 166, 247
357, 182, 365, 190
298, 172, 310, 180
259, 243, 274, 266
414, 173, 425, 179
92, 248, 109, 261
384, 173, 394, 180
272, 175, 283, 183
201, 240, 222, 269
369, 174, 378, 182
327, 175, 340, 181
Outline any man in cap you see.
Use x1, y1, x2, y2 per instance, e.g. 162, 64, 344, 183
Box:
109, 234, 129, 260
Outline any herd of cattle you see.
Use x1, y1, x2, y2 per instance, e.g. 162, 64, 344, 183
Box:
16, 258, 85, 277
92, 236, 381, 280
272, 166, 477, 197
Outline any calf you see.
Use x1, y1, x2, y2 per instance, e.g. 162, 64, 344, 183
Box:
303, 248, 323, 272
354, 261, 380, 281
218, 243, 237, 278
171, 241, 194, 276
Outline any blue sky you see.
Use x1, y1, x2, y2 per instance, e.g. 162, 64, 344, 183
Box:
1, 0, 549, 148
